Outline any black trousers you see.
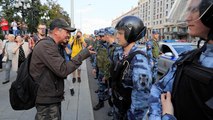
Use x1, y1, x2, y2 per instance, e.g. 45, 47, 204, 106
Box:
0, 54, 2, 69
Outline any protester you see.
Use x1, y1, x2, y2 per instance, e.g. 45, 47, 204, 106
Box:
112, 16, 152, 119
28, 23, 47, 49
29, 18, 95, 120
11, 20, 18, 36
33, 23, 47, 42
0, 18, 9, 35
148, 0, 213, 120
69, 30, 87, 83
12, 35, 30, 71
2, 34, 16, 84
21, 22, 28, 35
62, 42, 75, 96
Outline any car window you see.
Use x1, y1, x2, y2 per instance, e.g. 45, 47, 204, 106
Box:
172, 45, 194, 54
161, 45, 172, 53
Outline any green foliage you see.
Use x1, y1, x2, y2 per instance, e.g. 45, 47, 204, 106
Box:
27, 0, 42, 33
0, 0, 71, 33
0, 0, 16, 22
44, 0, 71, 25
0, 33, 3, 40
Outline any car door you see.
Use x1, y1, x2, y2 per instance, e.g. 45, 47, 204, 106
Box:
158, 44, 176, 74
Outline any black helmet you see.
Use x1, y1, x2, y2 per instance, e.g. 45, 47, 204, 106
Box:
115, 16, 146, 43
199, 0, 213, 29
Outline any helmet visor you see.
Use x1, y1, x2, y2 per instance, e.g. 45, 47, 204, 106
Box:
167, 0, 213, 23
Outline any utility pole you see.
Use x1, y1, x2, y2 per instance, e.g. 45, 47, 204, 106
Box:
70, 0, 74, 27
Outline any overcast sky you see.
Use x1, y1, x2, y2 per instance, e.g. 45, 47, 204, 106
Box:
56, 0, 138, 34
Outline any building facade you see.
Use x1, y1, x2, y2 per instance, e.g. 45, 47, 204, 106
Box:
111, 6, 139, 27
112, 0, 189, 41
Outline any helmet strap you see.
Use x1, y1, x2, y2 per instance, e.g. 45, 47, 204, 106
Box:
207, 29, 213, 42
197, 29, 213, 50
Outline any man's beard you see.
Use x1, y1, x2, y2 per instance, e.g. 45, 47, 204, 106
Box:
40, 33, 45, 36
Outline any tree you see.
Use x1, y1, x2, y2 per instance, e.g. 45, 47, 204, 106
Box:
29, 0, 71, 33
0, 0, 16, 22
0, 0, 71, 34
26, 0, 43, 33
44, 0, 71, 25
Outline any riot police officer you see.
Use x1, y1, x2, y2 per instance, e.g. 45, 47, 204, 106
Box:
148, 0, 213, 120
111, 16, 152, 119
104, 26, 123, 116
92, 28, 109, 110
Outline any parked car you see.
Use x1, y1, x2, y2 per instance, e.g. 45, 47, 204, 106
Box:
158, 40, 196, 74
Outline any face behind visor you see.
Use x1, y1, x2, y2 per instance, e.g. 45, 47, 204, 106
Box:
168, 0, 213, 29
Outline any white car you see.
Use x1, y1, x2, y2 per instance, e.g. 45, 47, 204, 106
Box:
158, 40, 196, 74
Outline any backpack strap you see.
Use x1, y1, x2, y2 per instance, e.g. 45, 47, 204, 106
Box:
126, 50, 147, 63
34, 37, 53, 47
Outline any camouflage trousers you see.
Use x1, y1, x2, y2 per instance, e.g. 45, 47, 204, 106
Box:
97, 72, 109, 101
152, 58, 158, 83
127, 109, 148, 120
35, 103, 61, 120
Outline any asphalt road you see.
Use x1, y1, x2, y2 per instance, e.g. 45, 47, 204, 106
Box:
86, 58, 163, 120
86, 59, 112, 120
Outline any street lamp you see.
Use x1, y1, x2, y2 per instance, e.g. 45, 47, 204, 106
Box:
14, 0, 31, 22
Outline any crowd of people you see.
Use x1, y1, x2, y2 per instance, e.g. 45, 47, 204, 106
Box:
0, 18, 28, 36
0, 0, 212, 119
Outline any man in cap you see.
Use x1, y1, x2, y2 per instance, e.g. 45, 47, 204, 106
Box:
30, 18, 95, 120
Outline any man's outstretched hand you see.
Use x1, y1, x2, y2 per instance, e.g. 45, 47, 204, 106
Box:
87, 45, 96, 54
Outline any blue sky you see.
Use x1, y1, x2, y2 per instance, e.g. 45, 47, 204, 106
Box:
56, 0, 138, 34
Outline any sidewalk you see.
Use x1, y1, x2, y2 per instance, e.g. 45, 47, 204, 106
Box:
0, 61, 94, 120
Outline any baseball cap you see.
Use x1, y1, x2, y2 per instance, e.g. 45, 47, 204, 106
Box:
152, 30, 159, 34
104, 27, 116, 35
49, 18, 76, 32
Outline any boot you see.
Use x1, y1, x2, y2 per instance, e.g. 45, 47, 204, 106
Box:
70, 88, 74, 96
94, 89, 99, 93
77, 77, 81, 83
72, 78, 76, 83
93, 100, 104, 111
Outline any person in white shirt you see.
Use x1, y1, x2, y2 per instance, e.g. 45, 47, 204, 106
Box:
11, 20, 18, 36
